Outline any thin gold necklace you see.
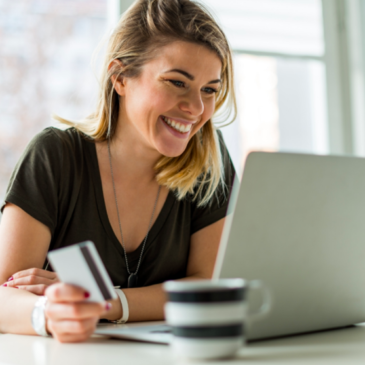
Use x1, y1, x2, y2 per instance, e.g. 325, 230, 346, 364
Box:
107, 139, 161, 288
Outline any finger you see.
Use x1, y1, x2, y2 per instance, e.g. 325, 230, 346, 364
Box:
46, 302, 107, 321
11, 268, 58, 281
7, 276, 56, 288
17, 284, 47, 296
48, 319, 97, 343
45, 283, 90, 303
48, 318, 98, 335
51, 329, 95, 343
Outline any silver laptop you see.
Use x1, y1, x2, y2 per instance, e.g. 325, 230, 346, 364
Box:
96, 151, 365, 342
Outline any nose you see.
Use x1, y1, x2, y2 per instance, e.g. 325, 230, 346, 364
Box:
179, 89, 204, 117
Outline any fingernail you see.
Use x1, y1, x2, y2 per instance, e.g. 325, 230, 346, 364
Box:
2, 284, 7, 287
84, 292, 90, 298
7, 277, 13, 281
105, 302, 112, 311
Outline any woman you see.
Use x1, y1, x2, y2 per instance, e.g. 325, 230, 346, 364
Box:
0, 0, 236, 343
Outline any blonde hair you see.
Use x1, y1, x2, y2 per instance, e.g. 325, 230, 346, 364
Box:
55, 0, 237, 206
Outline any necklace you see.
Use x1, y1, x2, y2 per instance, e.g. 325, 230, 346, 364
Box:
107, 140, 161, 288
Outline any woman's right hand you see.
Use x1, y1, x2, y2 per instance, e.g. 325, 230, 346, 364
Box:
45, 283, 111, 343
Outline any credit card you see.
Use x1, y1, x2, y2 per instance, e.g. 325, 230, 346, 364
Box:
47, 241, 117, 302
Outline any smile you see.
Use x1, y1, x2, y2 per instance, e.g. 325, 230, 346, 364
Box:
161, 116, 193, 134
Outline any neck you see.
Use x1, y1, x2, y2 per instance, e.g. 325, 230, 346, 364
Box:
107, 119, 162, 185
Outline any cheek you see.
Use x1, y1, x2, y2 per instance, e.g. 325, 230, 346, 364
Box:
205, 98, 216, 118
150, 89, 177, 113
192, 99, 216, 134
129, 85, 176, 120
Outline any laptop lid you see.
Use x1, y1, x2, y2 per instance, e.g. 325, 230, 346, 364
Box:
214, 152, 365, 340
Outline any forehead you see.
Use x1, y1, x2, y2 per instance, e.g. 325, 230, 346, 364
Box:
144, 41, 222, 80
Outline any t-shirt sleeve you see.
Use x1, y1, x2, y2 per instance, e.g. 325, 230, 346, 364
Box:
190, 130, 236, 234
1, 128, 62, 235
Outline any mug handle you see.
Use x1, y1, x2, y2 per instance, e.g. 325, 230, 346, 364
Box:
247, 280, 272, 321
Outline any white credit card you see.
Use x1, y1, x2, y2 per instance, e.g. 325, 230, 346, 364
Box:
47, 241, 117, 302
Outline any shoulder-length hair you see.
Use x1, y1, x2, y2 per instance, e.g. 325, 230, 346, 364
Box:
55, 0, 236, 206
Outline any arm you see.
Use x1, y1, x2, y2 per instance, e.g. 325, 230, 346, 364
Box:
1, 202, 225, 330
0, 204, 107, 341
0, 203, 52, 334
103, 217, 225, 322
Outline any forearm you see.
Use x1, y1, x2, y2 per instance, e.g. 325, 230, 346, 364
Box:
0, 287, 39, 335
103, 275, 207, 323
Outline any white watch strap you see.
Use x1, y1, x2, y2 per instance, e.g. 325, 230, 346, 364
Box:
31, 296, 49, 337
113, 289, 129, 324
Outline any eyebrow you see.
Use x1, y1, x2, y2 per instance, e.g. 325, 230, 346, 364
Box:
164, 69, 222, 84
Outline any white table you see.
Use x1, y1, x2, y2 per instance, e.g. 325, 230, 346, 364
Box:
1, 323, 365, 365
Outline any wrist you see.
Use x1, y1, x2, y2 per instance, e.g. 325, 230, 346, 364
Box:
45, 310, 51, 336
101, 297, 123, 321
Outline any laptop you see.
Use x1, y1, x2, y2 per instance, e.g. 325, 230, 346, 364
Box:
96, 151, 365, 342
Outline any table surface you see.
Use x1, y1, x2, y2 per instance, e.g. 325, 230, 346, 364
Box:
1, 322, 365, 365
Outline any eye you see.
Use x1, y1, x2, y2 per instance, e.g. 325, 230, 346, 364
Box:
168, 80, 185, 88
202, 87, 218, 95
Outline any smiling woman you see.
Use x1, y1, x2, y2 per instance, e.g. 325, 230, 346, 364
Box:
0, 0, 236, 343
57, 1, 236, 205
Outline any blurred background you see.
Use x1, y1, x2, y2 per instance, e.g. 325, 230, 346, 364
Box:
0, 0, 364, 203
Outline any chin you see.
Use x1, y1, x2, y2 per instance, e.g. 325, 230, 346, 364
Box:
159, 147, 186, 158
155, 140, 188, 158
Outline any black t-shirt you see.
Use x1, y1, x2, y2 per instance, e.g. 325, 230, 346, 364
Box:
1, 127, 235, 288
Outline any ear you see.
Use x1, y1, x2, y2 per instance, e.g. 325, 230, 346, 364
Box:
108, 59, 126, 96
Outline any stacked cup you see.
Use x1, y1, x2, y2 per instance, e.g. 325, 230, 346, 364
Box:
164, 278, 248, 360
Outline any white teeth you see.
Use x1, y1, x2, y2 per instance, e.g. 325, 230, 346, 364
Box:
162, 116, 192, 134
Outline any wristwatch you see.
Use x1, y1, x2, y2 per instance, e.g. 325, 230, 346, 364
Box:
31, 296, 49, 337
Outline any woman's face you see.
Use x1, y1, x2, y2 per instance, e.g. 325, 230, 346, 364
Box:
116, 41, 222, 157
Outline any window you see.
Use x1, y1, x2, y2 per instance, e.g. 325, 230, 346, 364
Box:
0, 0, 108, 202
201, 0, 327, 176
2, 0, 365, 199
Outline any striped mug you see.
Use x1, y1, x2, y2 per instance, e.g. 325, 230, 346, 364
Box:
163, 278, 271, 360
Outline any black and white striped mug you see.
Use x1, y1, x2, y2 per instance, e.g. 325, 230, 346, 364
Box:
163, 278, 271, 360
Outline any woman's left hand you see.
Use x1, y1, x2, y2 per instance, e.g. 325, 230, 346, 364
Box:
2, 268, 59, 295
